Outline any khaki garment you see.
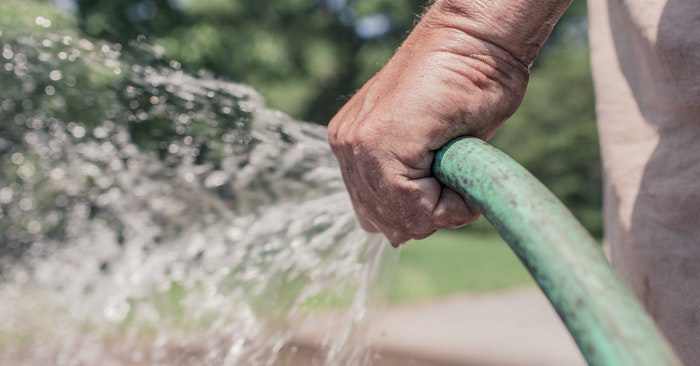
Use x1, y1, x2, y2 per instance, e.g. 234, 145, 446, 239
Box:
588, 0, 700, 363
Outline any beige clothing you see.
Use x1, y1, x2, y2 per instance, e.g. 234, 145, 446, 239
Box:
588, 0, 700, 363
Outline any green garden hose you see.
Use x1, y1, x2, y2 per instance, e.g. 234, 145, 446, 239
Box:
432, 137, 681, 366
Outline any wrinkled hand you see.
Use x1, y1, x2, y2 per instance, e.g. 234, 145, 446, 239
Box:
328, 3, 531, 246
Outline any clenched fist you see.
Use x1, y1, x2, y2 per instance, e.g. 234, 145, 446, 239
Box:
328, 0, 568, 245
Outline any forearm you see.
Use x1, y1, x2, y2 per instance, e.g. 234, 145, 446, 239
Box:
425, 0, 573, 67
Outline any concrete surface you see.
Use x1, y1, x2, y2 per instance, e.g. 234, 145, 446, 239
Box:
371, 288, 587, 366
296, 287, 588, 366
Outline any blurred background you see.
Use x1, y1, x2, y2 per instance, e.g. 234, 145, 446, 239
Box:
1, 1, 598, 364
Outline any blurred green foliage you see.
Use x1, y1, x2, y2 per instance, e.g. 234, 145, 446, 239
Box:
9, 0, 601, 235
75, 0, 430, 121
393, 230, 533, 302
72, 0, 588, 119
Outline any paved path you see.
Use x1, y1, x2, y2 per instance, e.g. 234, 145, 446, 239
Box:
295, 287, 587, 366
369, 287, 587, 366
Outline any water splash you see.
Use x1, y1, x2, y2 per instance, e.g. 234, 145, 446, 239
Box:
0, 10, 397, 366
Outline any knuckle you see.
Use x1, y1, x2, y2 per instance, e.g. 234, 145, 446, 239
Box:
354, 123, 381, 149
327, 124, 339, 146
327, 117, 357, 152
327, 125, 345, 154
397, 180, 429, 202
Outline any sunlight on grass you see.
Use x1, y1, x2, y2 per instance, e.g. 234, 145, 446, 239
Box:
390, 227, 534, 303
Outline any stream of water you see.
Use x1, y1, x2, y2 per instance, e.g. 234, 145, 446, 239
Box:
0, 14, 398, 366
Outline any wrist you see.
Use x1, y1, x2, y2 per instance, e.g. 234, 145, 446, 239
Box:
390, 13, 530, 141
425, 0, 572, 67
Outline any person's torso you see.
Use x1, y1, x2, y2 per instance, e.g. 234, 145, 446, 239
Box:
588, 0, 700, 363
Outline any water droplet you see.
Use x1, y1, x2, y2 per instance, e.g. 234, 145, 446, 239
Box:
204, 171, 228, 188
17, 164, 36, 179
14, 53, 27, 65
2, 48, 13, 60
54, 194, 68, 207
50, 168, 65, 180
27, 220, 42, 234
0, 187, 14, 204
49, 70, 62, 81
101, 141, 115, 154
34, 16, 52, 28
71, 125, 86, 138
1, 99, 15, 111
18, 197, 34, 211
78, 39, 94, 51
93, 127, 107, 139
21, 99, 33, 110
10, 152, 24, 165
45, 85, 56, 95
103, 299, 131, 323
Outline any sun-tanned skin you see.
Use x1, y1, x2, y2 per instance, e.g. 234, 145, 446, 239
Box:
328, 0, 572, 245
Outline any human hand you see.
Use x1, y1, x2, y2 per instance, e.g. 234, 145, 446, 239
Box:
328, 1, 559, 246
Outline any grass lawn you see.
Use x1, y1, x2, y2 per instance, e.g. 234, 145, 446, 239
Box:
389, 226, 534, 304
